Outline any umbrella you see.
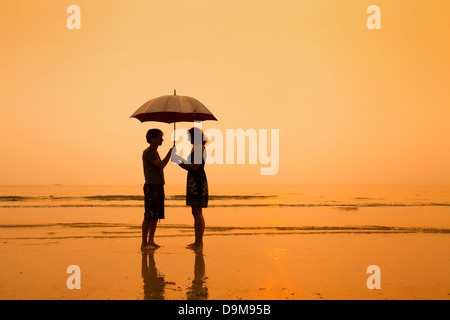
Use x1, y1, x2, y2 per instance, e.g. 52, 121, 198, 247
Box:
130, 90, 217, 145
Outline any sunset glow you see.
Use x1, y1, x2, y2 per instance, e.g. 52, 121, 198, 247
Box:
1, 0, 449, 185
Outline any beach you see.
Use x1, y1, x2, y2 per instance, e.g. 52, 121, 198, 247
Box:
0, 185, 449, 300
2, 0, 450, 304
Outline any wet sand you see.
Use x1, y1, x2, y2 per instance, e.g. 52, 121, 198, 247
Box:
0, 206, 449, 300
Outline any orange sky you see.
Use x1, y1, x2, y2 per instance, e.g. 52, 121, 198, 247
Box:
0, 0, 449, 185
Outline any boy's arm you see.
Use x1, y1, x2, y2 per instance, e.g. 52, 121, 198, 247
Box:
151, 148, 173, 169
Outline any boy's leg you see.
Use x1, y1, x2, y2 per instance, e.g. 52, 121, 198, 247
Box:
141, 219, 150, 247
141, 184, 156, 251
141, 219, 156, 250
142, 219, 149, 246
147, 184, 163, 248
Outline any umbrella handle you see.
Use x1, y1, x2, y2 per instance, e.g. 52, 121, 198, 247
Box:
173, 121, 176, 147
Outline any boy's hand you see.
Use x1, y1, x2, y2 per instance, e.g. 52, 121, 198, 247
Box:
171, 147, 183, 165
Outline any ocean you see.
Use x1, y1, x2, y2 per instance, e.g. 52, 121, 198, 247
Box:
1, 184, 449, 209
1, 184, 449, 300
1, 184, 449, 241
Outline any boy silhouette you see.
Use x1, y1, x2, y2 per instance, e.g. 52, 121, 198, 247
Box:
141, 129, 172, 251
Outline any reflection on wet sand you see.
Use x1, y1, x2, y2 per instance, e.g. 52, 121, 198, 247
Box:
140, 249, 209, 300
186, 248, 208, 300
141, 251, 166, 300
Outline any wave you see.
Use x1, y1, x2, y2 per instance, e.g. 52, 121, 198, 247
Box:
1, 194, 448, 209
0, 202, 449, 208
2, 192, 449, 209
0, 222, 448, 232
0, 194, 274, 202
0, 223, 448, 241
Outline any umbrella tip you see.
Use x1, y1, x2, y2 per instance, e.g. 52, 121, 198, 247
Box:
174, 89, 176, 96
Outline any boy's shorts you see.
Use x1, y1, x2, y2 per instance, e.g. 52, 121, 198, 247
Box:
144, 184, 165, 221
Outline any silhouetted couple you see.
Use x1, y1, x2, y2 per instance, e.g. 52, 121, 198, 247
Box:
140, 128, 208, 251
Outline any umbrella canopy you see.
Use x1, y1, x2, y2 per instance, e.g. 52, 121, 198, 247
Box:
130, 90, 217, 123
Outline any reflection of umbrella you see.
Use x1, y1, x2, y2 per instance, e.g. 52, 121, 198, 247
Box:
130, 90, 217, 144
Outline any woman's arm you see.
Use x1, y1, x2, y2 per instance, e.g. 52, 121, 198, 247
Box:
172, 146, 204, 171
178, 162, 201, 171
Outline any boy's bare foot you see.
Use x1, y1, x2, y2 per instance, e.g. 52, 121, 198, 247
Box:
140, 244, 156, 251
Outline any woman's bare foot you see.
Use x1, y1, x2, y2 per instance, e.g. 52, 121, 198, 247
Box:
186, 242, 203, 250
140, 244, 156, 251
148, 242, 161, 248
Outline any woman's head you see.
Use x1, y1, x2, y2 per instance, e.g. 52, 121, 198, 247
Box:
188, 127, 208, 145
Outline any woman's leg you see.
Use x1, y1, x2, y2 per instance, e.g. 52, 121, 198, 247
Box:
188, 206, 205, 248
148, 219, 160, 247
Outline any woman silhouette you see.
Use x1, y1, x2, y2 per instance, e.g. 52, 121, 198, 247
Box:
175, 127, 208, 249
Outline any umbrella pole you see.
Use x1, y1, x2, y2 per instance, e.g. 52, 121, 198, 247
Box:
173, 90, 176, 146
173, 111, 176, 147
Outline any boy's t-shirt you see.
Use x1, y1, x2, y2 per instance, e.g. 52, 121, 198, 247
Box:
143, 147, 165, 185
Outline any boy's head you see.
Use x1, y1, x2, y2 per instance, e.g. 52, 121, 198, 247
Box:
146, 129, 163, 145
